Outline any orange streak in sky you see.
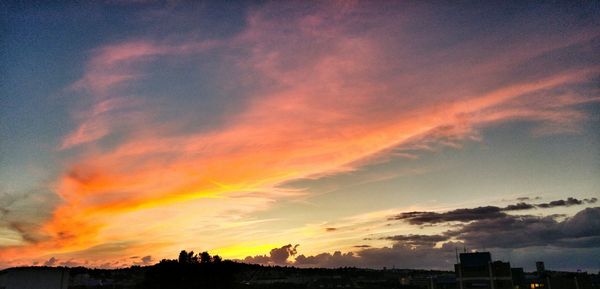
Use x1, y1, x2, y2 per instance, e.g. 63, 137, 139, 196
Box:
1, 4, 598, 267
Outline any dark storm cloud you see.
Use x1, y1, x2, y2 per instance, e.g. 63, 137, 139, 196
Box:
390, 197, 596, 225
503, 202, 536, 211
449, 207, 600, 248
390, 206, 506, 225
536, 197, 597, 208
387, 207, 600, 249
240, 203, 600, 270
246, 208, 599, 269
277, 207, 600, 269
384, 234, 447, 247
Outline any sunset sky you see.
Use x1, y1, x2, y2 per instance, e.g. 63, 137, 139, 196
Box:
1, 1, 599, 271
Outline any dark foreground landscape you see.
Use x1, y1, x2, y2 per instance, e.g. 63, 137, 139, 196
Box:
1, 251, 599, 289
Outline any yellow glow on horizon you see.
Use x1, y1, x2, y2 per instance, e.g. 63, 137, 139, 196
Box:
215, 242, 281, 259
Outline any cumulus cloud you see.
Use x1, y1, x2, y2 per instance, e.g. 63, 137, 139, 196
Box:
295, 251, 358, 268
142, 255, 152, 264
446, 207, 600, 248
44, 257, 57, 266
256, 243, 460, 269
247, 207, 600, 269
244, 244, 299, 265
387, 206, 600, 249
60, 259, 82, 267
132, 255, 154, 266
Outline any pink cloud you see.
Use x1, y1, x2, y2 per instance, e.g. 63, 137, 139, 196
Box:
3, 2, 598, 265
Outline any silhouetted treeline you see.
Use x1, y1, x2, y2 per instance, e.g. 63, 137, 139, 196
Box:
4, 251, 461, 289
177, 250, 223, 264
138, 250, 238, 289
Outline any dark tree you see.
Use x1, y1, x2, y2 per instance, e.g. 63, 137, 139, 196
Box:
140, 254, 242, 289
213, 255, 222, 263
187, 250, 196, 264
178, 250, 189, 264
199, 251, 211, 263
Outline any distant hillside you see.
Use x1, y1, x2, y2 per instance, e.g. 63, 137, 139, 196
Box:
2, 260, 452, 289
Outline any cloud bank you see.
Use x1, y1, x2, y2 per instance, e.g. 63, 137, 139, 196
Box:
245, 206, 600, 270
391, 197, 597, 225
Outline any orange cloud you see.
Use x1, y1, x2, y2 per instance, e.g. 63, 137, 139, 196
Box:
1, 3, 598, 267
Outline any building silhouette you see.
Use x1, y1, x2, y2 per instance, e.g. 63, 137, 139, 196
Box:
0, 267, 69, 289
536, 262, 545, 275
454, 252, 513, 289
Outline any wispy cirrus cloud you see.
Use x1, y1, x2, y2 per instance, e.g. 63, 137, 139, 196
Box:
1, 2, 599, 267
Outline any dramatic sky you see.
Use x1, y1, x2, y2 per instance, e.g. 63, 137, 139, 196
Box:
1, 1, 599, 271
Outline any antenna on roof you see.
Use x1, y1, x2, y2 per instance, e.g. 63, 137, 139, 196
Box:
455, 247, 459, 264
